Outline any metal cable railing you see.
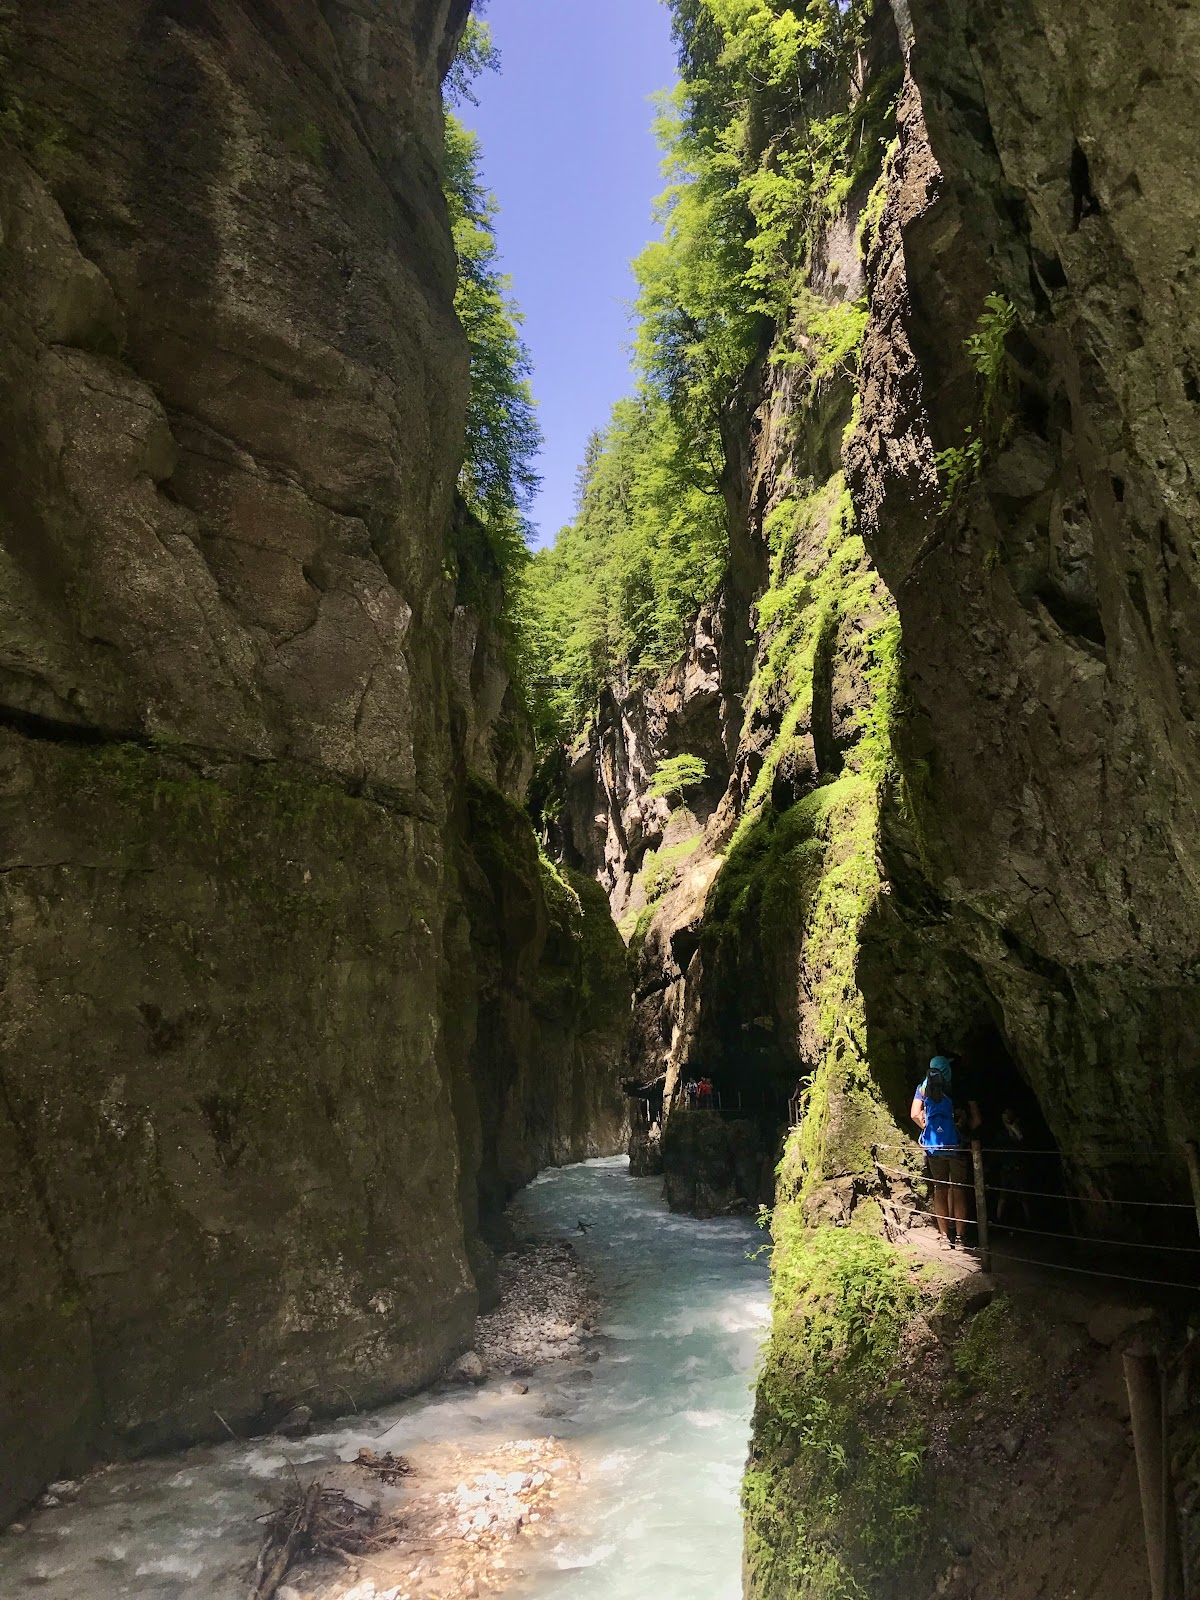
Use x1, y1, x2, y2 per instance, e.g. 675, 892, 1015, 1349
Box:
865, 1135, 1200, 1295
871, 1130, 1200, 1595
930, 1174, 1196, 1211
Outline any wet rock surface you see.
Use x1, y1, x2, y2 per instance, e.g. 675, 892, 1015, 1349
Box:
266, 1437, 581, 1600
660, 1112, 773, 1217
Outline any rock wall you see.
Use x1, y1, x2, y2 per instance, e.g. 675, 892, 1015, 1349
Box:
552, 2, 1200, 1593
557, 598, 726, 928
565, 0, 1200, 1258
0, 0, 626, 1521
847, 0, 1200, 1201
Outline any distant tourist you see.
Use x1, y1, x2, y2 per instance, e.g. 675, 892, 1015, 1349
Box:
911, 1055, 976, 1249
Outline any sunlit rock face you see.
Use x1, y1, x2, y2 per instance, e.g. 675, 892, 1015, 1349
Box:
557, 599, 726, 926
0, 0, 471, 782
0, 0, 625, 1520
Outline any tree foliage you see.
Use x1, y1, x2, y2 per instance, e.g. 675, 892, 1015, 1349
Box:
648, 753, 710, 800
522, 394, 726, 739
525, 0, 893, 749
443, 112, 541, 579
442, 10, 541, 602
444, 15, 501, 109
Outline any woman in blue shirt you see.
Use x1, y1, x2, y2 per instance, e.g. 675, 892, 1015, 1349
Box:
910, 1055, 977, 1249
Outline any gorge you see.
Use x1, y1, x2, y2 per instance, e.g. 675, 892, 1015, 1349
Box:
2, 1, 1199, 1598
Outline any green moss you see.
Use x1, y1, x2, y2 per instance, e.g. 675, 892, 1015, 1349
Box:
640, 833, 702, 901
465, 773, 627, 1027
950, 1295, 1043, 1406
564, 866, 629, 1028
63, 741, 385, 868
722, 424, 925, 1594
623, 895, 664, 953
740, 477, 894, 824
465, 770, 541, 885
537, 845, 583, 927
701, 466, 902, 1195
615, 827, 704, 950
17, 736, 456, 1144
744, 1222, 928, 1598
742, 50, 903, 349
854, 139, 896, 259
281, 120, 325, 169
0, 76, 70, 181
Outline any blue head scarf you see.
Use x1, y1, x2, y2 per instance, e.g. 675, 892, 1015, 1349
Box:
926, 1055, 953, 1090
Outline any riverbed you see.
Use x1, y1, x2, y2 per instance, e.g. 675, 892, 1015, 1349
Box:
0, 1156, 770, 1599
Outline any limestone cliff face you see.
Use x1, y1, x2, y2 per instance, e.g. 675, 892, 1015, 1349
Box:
737, 4, 1200, 1583
573, 0, 1200, 1248
563, 138, 896, 1218
558, 599, 725, 926
0, 0, 625, 1521
555, 3, 1200, 1591
847, 0, 1200, 1195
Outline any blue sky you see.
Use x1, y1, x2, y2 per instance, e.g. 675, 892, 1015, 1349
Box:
462, 1, 678, 547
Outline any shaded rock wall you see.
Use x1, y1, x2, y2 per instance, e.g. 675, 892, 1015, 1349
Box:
0, 0, 626, 1522
749, 0, 1200, 1593
847, 0, 1200, 1208
454, 777, 629, 1264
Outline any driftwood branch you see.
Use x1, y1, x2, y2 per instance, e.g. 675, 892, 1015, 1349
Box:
251, 1463, 408, 1599
251, 1478, 322, 1600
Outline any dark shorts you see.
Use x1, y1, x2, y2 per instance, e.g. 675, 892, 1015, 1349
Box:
926, 1152, 969, 1184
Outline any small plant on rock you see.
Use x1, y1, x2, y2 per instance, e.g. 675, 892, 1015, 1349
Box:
647, 753, 708, 804
936, 292, 1017, 508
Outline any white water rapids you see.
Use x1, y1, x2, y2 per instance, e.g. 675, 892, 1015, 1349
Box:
0, 1156, 770, 1599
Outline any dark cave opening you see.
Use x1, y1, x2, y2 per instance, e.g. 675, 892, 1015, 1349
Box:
942, 1019, 1071, 1245
936, 1021, 1200, 1286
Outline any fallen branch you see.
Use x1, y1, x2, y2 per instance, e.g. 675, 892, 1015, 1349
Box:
251, 1477, 322, 1600
355, 1447, 412, 1484
251, 1477, 404, 1597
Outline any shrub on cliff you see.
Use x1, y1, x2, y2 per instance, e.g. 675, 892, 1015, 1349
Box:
648, 753, 709, 802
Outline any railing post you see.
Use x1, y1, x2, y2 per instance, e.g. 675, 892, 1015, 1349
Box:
1183, 1140, 1200, 1241
970, 1138, 991, 1272
1125, 1342, 1184, 1600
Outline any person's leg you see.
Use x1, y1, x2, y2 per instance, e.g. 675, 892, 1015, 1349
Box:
949, 1156, 970, 1242
928, 1157, 950, 1238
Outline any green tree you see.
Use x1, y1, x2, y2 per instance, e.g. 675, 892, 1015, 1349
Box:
444, 15, 501, 109
648, 753, 709, 802
443, 113, 541, 578
521, 0, 895, 753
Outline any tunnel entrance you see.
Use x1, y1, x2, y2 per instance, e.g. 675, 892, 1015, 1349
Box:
945, 1021, 1070, 1244
934, 1021, 1199, 1290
